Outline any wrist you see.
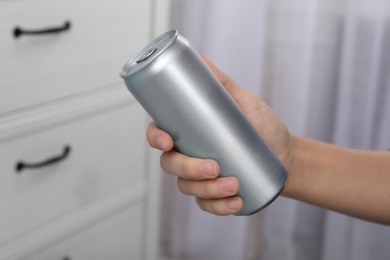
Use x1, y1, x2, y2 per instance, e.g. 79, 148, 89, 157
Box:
281, 134, 304, 198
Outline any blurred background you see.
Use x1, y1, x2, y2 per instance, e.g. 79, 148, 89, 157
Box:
160, 0, 390, 259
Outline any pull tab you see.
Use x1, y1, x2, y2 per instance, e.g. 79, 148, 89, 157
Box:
136, 48, 157, 63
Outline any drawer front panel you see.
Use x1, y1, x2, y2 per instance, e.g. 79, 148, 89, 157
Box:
28, 203, 144, 260
0, 0, 151, 114
0, 103, 148, 243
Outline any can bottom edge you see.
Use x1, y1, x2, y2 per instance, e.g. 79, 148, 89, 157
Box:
234, 183, 286, 216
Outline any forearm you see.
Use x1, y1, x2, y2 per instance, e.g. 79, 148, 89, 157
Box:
282, 135, 390, 225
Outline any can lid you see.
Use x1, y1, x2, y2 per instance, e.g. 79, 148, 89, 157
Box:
119, 29, 179, 78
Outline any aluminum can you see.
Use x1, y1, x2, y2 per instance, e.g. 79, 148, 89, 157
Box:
119, 30, 287, 215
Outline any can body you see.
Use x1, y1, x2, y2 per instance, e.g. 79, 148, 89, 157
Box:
120, 30, 287, 215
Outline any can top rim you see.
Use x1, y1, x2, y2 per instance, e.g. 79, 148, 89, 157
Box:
119, 29, 179, 78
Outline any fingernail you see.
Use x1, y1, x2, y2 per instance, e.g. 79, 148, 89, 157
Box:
202, 162, 216, 177
157, 136, 166, 150
226, 199, 239, 211
221, 180, 235, 193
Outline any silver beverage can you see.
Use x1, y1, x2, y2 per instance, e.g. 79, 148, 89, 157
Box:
120, 30, 287, 215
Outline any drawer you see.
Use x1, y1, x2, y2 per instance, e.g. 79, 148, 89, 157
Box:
0, 0, 152, 114
28, 203, 144, 260
0, 103, 148, 244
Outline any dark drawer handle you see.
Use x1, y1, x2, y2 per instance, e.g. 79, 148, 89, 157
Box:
16, 145, 71, 173
14, 21, 71, 38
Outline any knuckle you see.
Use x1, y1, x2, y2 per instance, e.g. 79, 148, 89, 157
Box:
210, 202, 227, 216
182, 158, 201, 180
199, 198, 218, 214
197, 198, 212, 213
202, 181, 215, 197
196, 198, 230, 216
181, 159, 193, 178
177, 178, 188, 195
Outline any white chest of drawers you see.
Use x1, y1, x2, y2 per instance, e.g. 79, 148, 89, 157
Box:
0, 0, 170, 259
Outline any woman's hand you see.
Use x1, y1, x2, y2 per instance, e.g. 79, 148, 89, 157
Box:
146, 55, 295, 216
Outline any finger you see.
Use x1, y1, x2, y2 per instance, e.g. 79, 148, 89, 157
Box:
177, 176, 240, 199
200, 54, 230, 87
146, 121, 174, 151
201, 55, 247, 97
161, 151, 220, 180
196, 196, 243, 216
